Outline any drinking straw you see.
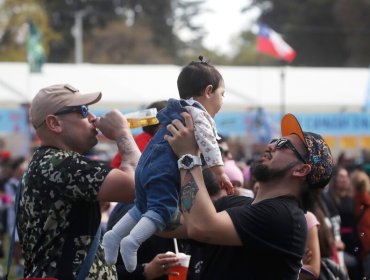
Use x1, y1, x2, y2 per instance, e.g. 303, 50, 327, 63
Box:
173, 238, 179, 254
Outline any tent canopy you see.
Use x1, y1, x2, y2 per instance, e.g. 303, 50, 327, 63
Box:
0, 62, 368, 113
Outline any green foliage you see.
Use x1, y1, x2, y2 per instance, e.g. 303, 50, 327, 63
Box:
0, 0, 60, 62
3, 0, 370, 66
85, 21, 174, 64
43, 0, 123, 62
42, 0, 206, 63
244, 0, 370, 66
335, 0, 370, 66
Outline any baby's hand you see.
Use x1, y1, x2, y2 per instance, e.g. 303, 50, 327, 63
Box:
217, 173, 234, 195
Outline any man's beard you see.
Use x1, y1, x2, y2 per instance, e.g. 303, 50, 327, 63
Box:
251, 160, 299, 183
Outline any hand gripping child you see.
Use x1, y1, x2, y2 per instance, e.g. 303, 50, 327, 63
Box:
102, 56, 233, 272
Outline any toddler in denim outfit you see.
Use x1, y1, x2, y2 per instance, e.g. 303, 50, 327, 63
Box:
102, 56, 233, 272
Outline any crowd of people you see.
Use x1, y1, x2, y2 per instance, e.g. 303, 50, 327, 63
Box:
0, 57, 369, 279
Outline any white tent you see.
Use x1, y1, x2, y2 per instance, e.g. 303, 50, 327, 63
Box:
0, 62, 368, 113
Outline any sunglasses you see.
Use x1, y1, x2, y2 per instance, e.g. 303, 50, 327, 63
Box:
270, 138, 307, 163
55, 105, 89, 118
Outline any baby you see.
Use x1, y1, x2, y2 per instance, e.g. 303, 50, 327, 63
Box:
103, 56, 233, 271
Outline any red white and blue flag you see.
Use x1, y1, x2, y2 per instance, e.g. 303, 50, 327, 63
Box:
257, 23, 296, 63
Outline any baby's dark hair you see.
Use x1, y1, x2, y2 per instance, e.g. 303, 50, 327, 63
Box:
177, 55, 223, 99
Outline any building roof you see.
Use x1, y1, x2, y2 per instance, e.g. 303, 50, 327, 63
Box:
0, 62, 368, 113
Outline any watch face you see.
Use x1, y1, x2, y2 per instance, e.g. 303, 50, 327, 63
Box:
182, 155, 193, 167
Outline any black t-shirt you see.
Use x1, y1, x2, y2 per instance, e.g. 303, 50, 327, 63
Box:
107, 203, 185, 280
197, 195, 307, 280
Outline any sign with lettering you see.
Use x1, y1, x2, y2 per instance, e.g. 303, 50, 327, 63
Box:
1, 109, 370, 138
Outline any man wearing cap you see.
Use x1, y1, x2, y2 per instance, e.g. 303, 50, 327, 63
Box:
163, 112, 333, 279
17, 84, 141, 279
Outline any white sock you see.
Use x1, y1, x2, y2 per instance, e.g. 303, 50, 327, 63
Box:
120, 217, 158, 272
102, 213, 136, 265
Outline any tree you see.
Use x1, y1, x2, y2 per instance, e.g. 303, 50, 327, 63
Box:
0, 0, 59, 62
43, 0, 207, 64
245, 0, 351, 66
43, 0, 121, 62
85, 20, 174, 64
334, 0, 370, 66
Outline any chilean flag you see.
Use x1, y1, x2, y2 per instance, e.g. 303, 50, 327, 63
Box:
257, 23, 296, 63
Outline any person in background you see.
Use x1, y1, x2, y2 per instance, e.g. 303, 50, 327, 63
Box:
102, 56, 233, 272
217, 135, 233, 162
107, 202, 180, 280
201, 168, 228, 202
4, 156, 28, 277
0, 153, 12, 277
350, 169, 370, 278
0, 138, 11, 175
17, 84, 141, 279
224, 159, 254, 198
185, 167, 229, 280
111, 100, 168, 167
300, 210, 321, 280
108, 101, 180, 280
100, 202, 113, 234
323, 166, 363, 279
163, 112, 333, 279
301, 184, 348, 280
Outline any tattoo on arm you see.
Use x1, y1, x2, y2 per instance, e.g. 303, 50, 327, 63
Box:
164, 209, 183, 231
180, 171, 199, 213
116, 134, 140, 171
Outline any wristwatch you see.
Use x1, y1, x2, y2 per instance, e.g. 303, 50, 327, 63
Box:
177, 154, 202, 170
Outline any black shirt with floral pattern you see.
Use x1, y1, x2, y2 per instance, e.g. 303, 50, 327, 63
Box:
18, 146, 117, 280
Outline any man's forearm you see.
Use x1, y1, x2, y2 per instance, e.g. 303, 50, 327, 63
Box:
179, 166, 218, 243
116, 131, 141, 172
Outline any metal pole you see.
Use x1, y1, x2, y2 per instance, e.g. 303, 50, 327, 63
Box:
280, 66, 286, 117
73, 10, 84, 64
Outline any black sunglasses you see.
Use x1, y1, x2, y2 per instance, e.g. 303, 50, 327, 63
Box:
55, 105, 89, 118
270, 138, 307, 164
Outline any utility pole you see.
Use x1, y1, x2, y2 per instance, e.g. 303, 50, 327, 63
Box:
280, 66, 286, 117
72, 10, 86, 64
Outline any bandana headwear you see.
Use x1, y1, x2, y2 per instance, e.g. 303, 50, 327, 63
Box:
281, 113, 334, 188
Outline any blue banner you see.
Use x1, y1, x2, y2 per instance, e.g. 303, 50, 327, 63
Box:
0, 108, 28, 133
293, 113, 370, 136
1, 108, 370, 138
215, 112, 370, 137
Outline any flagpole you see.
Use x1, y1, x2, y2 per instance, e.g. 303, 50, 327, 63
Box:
280, 64, 286, 117
257, 23, 296, 118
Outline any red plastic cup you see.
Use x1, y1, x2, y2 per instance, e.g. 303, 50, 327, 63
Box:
167, 253, 191, 280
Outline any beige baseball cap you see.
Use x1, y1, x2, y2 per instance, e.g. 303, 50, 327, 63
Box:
30, 84, 102, 129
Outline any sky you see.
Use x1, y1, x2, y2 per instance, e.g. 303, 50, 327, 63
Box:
183, 0, 260, 54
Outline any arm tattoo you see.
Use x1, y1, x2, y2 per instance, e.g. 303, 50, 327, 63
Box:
163, 209, 183, 231
116, 134, 140, 170
180, 171, 199, 213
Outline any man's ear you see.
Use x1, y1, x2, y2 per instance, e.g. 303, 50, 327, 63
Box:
45, 115, 63, 133
293, 164, 311, 179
